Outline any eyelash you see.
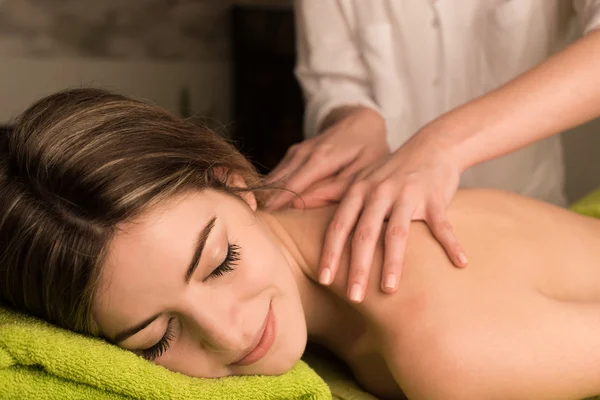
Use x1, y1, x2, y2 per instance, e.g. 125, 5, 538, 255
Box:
141, 244, 240, 361
142, 317, 175, 361
208, 243, 240, 279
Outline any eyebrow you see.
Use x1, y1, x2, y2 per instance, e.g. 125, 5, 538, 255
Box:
112, 216, 217, 344
113, 313, 160, 344
185, 216, 216, 283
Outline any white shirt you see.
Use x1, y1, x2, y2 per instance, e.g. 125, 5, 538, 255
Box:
294, 0, 600, 206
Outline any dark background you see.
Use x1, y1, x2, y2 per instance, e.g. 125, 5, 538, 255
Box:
231, 4, 303, 174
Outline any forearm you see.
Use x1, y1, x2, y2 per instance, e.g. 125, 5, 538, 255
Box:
419, 29, 600, 172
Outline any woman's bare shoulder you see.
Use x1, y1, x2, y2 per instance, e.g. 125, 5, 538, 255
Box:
270, 205, 338, 281
450, 188, 555, 213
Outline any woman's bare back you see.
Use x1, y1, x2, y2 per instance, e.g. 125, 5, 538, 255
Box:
277, 189, 600, 399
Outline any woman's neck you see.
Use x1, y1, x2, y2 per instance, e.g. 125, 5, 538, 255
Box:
256, 207, 365, 347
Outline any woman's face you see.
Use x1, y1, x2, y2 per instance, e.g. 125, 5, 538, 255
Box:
93, 189, 307, 378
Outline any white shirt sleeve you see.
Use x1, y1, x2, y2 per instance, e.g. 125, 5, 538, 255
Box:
293, 0, 382, 138
573, 0, 600, 34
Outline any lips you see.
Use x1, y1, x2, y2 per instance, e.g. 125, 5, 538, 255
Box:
230, 301, 276, 367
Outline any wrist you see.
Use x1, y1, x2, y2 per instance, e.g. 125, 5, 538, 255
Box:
320, 106, 384, 133
412, 120, 470, 174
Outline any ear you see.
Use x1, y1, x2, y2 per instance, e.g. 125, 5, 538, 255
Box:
214, 167, 257, 211
228, 173, 258, 212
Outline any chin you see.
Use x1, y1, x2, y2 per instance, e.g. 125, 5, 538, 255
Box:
256, 333, 308, 376
260, 354, 304, 376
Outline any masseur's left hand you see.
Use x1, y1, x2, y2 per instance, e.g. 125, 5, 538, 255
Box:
318, 131, 468, 303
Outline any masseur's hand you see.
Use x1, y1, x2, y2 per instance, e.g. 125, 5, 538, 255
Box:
319, 131, 469, 303
264, 107, 389, 210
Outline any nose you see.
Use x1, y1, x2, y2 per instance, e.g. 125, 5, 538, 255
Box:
183, 294, 250, 358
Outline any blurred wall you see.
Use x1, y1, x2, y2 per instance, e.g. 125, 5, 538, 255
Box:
0, 0, 234, 123
0, 58, 229, 124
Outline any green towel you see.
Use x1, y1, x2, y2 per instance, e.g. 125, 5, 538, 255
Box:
0, 306, 332, 400
571, 188, 600, 218
303, 346, 378, 400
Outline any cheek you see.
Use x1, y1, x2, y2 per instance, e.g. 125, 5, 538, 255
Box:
241, 240, 284, 286
235, 229, 291, 291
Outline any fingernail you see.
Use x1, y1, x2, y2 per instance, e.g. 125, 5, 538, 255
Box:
319, 268, 332, 285
349, 284, 363, 303
458, 252, 468, 266
383, 274, 397, 291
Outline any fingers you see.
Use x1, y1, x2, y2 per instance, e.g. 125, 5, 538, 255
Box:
291, 154, 375, 208
265, 143, 303, 184
426, 205, 468, 268
347, 187, 393, 303
336, 155, 370, 179
291, 176, 352, 208
265, 158, 344, 210
265, 147, 357, 210
380, 202, 414, 293
319, 183, 366, 290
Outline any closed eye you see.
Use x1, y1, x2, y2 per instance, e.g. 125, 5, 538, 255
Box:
140, 245, 240, 360
141, 317, 175, 361
207, 243, 240, 280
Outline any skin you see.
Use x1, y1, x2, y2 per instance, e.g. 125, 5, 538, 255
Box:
94, 185, 600, 400
93, 188, 310, 378
264, 106, 390, 211
267, 24, 600, 304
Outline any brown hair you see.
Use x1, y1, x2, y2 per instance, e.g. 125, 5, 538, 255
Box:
0, 88, 263, 336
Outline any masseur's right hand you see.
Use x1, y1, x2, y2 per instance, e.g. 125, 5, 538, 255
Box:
320, 126, 468, 303
263, 107, 390, 210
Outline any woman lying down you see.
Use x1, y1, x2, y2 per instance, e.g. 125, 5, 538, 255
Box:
2, 89, 600, 400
